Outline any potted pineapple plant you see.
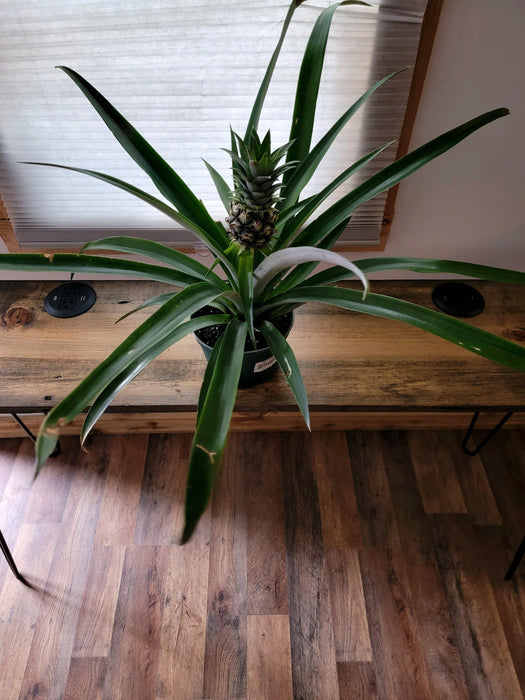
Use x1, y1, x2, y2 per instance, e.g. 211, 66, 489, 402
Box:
1, 0, 524, 543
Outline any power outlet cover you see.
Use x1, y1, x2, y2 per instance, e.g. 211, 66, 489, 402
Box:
432, 281, 485, 318
44, 282, 96, 318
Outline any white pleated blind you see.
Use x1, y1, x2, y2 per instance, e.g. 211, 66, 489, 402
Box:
0, 0, 427, 249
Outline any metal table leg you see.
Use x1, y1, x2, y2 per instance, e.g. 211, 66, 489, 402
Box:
461, 411, 514, 456
10, 413, 61, 457
505, 536, 525, 581
0, 529, 30, 586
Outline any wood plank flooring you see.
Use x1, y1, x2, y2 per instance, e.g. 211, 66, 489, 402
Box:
0, 429, 523, 699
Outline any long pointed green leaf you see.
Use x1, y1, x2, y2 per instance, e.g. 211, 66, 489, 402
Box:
197, 329, 226, 422
203, 159, 232, 212
260, 285, 525, 372
23, 161, 232, 271
238, 248, 256, 344
276, 141, 394, 250
260, 320, 310, 430
182, 319, 247, 543
35, 283, 221, 469
57, 66, 223, 243
280, 68, 404, 212
80, 235, 226, 288
283, 1, 370, 187
0, 253, 199, 288
244, 1, 299, 140
115, 293, 177, 323
81, 314, 230, 443
293, 108, 510, 248
301, 257, 525, 288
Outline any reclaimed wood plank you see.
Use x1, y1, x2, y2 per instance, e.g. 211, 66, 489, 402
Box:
313, 431, 362, 548
476, 525, 525, 696
102, 545, 168, 700
2, 280, 525, 414
203, 433, 247, 700
19, 436, 109, 700
63, 657, 108, 700
94, 434, 148, 546
407, 431, 467, 513
156, 520, 211, 700
478, 430, 525, 542
325, 549, 372, 662
281, 432, 339, 700
246, 433, 288, 615
447, 431, 502, 525
72, 546, 126, 658
346, 431, 399, 548
0, 438, 20, 498
0, 523, 60, 699
430, 515, 522, 699
23, 438, 77, 524
380, 431, 469, 699
0, 438, 40, 546
359, 547, 434, 699
337, 662, 378, 700
2, 411, 525, 438
133, 434, 187, 545
247, 615, 293, 700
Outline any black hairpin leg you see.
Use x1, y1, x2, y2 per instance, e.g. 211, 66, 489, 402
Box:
10, 413, 61, 457
461, 411, 514, 456
0, 529, 30, 585
505, 536, 525, 581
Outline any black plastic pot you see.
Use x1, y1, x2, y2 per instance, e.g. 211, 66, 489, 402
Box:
194, 312, 294, 389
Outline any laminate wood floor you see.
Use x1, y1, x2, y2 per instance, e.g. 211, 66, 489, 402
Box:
0, 429, 523, 699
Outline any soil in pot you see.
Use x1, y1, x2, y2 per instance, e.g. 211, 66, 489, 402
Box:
192, 305, 293, 352
192, 306, 294, 388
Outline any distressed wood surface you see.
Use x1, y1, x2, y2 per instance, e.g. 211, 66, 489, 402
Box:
1, 280, 525, 414
0, 429, 524, 699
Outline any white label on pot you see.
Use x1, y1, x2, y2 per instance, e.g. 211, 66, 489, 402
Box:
254, 356, 277, 373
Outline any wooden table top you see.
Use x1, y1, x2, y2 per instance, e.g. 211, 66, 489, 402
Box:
1, 279, 524, 414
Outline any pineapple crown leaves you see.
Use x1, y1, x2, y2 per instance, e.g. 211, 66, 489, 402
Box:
223, 129, 297, 208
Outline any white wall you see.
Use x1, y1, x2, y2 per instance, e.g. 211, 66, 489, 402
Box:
355, 0, 525, 275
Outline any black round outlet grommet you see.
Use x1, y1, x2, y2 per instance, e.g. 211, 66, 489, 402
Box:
432, 281, 485, 318
44, 282, 96, 318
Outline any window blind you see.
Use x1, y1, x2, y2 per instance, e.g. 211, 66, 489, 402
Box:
0, 0, 427, 249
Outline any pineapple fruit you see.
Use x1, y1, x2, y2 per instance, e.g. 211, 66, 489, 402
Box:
225, 129, 294, 249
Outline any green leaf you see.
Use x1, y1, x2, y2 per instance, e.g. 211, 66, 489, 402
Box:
114, 293, 177, 323
0, 253, 200, 288
280, 68, 404, 212
182, 318, 247, 543
303, 257, 525, 288
35, 283, 221, 470
260, 285, 525, 372
57, 66, 223, 244
276, 141, 394, 250
244, 1, 299, 140
238, 248, 256, 345
23, 162, 232, 271
293, 108, 510, 248
203, 159, 232, 213
81, 235, 226, 288
283, 1, 371, 188
197, 329, 226, 422
260, 320, 310, 430
81, 314, 230, 444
